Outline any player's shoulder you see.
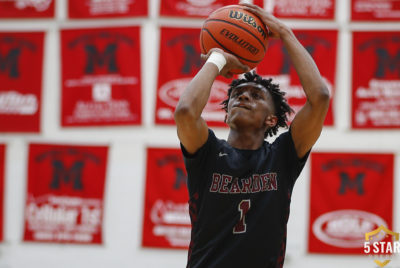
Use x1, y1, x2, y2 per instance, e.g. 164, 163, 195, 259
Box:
208, 129, 230, 153
267, 129, 294, 153
182, 128, 224, 159
271, 129, 292, 144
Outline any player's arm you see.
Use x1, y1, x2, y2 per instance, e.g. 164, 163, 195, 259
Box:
242, 4, 330, 158
280, 30, 330, 158
174, 48, 249, 154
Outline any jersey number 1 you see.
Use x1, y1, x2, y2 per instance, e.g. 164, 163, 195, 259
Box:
233, 199, 251, 234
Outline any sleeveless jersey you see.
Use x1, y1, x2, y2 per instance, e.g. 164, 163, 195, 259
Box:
181, 129, 309, 268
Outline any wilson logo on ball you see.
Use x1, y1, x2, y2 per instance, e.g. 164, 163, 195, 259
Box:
228, 10, 267, 41
200, 5, 269, 74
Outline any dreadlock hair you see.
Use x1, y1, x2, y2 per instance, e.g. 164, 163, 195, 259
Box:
221, 71, 294, 138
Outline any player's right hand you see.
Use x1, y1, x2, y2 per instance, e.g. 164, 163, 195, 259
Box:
201, 48, 249, 78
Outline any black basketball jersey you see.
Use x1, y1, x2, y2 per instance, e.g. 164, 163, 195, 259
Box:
181, 128, 309, 268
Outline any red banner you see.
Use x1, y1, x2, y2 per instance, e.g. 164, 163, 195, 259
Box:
142, 148, 190, 249
352, 31, 400, 129
265, 0, 335, 19
24, 144, 108, 244
256, 30, 337, 126
68, 0, 148, 18
253, 0, 264, 8
155, 27, 230, 127
0, 145, 5, 242
308, 152, 394, 254
160, 0, 240, 18
0, 32, 44, 132
351, 0, 400, 21
61, 26, 142, 127
0, 0, 54, 18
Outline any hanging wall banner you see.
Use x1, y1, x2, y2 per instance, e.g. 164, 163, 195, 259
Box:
256, 30, 337, 126
0, 144, 5, 242
0, 32, 44, 132
160, 0, 239, 18
253, 0, 264, 8
142, 148, 190, 249
308, 152, 394, 254
352, 31, 400, 129
265, 0, 335, 19
0, 0, 54, 18
61, 26, 142, 127
155, 27, 230, 127
24, 144, 108, 244
68, 0, 148, 18
351, 0, 400, 21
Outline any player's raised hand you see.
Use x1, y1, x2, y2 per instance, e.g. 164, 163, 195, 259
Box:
201, 48, 249, 78
240, 3, 289, 40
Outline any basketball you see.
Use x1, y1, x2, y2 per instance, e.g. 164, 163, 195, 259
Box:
200, 5, 269, 73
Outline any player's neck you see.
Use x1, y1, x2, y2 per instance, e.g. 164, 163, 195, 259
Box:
227, 129, 265, 150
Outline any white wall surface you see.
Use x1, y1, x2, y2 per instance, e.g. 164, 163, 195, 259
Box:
0, 0, 399, 267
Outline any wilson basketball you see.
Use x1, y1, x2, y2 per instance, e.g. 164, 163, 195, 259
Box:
200, 5, 269, 73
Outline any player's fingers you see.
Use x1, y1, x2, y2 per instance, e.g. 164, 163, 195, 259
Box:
268, 31, 279, 38
241, 64, 250, 72
232, 58, 250, 72
240, 3, 262, 13
241, 3, 268, 23
243, 7, 263, 20
239, 2, 259, 9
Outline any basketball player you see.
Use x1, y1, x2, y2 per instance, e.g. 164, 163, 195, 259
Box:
174, 3, 330, 268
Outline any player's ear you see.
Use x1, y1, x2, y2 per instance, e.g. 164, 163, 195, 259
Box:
224, 114, 228, 123
265, 115, 277, 127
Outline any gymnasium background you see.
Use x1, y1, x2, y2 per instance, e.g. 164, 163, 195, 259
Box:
0, 0, 399, 267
